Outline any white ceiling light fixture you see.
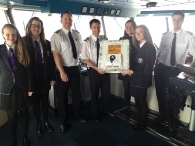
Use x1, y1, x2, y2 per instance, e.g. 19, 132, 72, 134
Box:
12, 5, 41, 12
9, 1, 15, 5
98, 0, 111, 3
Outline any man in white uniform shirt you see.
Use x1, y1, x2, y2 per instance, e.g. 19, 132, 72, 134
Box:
50, 11, 86, 133
154, 11, 195, 132
81, 19, 114, 122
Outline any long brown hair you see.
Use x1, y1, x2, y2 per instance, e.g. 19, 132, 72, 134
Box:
25, 17, 47, 45
133, 25, 153, 48
123, 19, 137, 39
2, 24, 30, 67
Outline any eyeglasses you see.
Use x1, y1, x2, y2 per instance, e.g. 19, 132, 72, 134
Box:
31, 24, 42, 29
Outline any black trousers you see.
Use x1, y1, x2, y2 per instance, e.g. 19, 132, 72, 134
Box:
32, 91, 49, 123
134, 89, 148, 127
88, 68, 110, 116
56, 66, 81, 123
7, 108, 29, 141
154, 63, 180, 117
122, 80, 131, 108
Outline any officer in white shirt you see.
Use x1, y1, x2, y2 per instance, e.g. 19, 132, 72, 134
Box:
81, 19, 114, 122
154, 11, 195, 132
50, 11, 86, 133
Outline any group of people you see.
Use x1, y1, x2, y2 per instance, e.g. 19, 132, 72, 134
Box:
0, 9, 195, 146
118, 10, 195, 132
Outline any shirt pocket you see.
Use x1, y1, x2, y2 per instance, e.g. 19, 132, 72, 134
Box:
161, 40, 171, 54
176, 43, 187, 55
91, 46, 97, 56
61, 41, 70, 53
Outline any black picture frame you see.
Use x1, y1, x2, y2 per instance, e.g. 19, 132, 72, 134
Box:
116, 9, 121, 16
96, 7, 102, 15
89, 7, 95, 14
81, 6, 88, 13
110, 9, 116, 15
104, 8, 109, 14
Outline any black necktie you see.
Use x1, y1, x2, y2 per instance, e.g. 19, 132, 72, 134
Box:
68, 31, 77, 59
96, 38, 100, 66
129, 36, 133, 49
170, 33, 177, 66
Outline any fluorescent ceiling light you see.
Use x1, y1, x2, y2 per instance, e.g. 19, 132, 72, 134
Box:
12, 5, 41, 11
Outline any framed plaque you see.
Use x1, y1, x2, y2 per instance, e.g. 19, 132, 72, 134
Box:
98, 40, 130, 73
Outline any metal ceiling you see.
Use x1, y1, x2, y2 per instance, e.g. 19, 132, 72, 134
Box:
64, 0, 195, 9
1, 0, 195, 17
1, 0, 195, 9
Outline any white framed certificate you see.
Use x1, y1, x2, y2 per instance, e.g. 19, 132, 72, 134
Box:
98, 39, 130, 73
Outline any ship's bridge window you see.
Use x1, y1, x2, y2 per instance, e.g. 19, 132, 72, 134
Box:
0, 10, 8, 44
168, 15, 195, 35
12, 10, 104, 41
104, 17, 130, 40
134, 16, 167, 47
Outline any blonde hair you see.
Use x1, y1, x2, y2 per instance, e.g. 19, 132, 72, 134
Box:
2, 24, 30, 67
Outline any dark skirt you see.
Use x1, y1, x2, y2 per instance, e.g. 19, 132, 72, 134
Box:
0, 86, 31, 111
130, 84, 148, 98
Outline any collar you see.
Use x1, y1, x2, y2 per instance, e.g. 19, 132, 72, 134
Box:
172, 29, 182, 36
32, 37, 40, 42
91, 34, 99, 41
5, 43, 15, 51
139, 40, 146, 48
62, 27, 72, 35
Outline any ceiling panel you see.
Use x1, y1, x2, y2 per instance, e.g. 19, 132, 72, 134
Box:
4, 0, 195, 10
2, 0, 195, 16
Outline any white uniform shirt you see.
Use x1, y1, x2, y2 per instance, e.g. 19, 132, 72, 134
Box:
81, 35, 107, 66
50, 28, 82, 67
5, 44, 15, 56
158, 29, 195, 66
139, 40, 146, 48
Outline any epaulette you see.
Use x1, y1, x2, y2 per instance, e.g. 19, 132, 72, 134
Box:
75, 30, 80, 34
84, 37, 89, 42
55, 29, 60, 34
186, 31, 193, 35
163, 31, 169, 34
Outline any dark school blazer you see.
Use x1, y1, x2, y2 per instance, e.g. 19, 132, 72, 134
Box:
23, 36, 56, 90
131, 41, 156, 88
0, 44, 34, 95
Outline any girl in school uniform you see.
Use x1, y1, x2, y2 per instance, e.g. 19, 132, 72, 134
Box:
122, 25, 156, 130
0, 24, 33, 146
23, 17, 56, 137
118, 19, 137, 117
